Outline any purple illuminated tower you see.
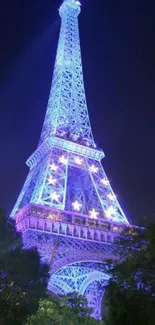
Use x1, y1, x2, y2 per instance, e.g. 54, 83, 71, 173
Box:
11, 0, 130, 319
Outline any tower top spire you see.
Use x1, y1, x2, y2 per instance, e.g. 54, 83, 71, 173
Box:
59, 0, 81, 16
61, 0, 81, 7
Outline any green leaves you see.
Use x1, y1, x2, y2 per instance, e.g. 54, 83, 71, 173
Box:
61, 292, 91, 317
0, 208, 22, 257
104, 224, 155, 325
0, 209, 49, 325
26, 293, 103, 325
26, 298, 62, 325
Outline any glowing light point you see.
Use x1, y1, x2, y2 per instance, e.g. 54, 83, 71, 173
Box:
75, 1, 81, 5
72, 200, 82, 211
48, 176, 57, 185
107, 193, 116, 201
89, 209, 99, 219
75, 156, 83, 165
89, 165, 98, 173
59, 155, 68, 165
50, 192, 60, 202
50, 163, 58, 172
101, 177, 109, 186
105, 206, 116, 218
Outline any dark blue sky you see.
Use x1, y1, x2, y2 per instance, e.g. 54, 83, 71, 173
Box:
0, 0, 155, 225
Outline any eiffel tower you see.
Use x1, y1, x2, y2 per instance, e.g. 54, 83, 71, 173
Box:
11, 0, 130, 319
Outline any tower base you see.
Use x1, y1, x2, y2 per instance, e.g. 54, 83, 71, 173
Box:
15, 204, 133, 319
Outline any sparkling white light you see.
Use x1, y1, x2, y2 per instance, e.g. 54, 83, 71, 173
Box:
48, 175, 57, 185
50, 192, 60, 202
89, 165, 98, 173
50, 163, 58, 171
75, 1, 81, 6
89, 209, 99, 219
105, 206, 116, 218
74, 157, 83, 165
59, 155, 68, 165
72, 200, 82, 211
101, 178, 109, 186
107, 193, 116, 201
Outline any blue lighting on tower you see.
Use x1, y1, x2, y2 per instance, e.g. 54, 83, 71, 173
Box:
11, 0, 130, 319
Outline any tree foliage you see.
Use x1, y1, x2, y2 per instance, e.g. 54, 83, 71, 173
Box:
26, 292, 103, 325
62, 291, 91, 317
104, 224, 155, 325
0, 208, 49, 325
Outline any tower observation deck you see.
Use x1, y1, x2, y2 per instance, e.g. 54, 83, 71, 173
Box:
11, 0, 132, 319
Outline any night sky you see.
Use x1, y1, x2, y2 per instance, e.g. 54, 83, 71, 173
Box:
0, 0, 155, 225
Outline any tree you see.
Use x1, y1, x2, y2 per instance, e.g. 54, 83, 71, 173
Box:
0, 209, 49, 325
62, 291, 91, 317
104, 224, 155, 325
26, 297, 62, 325
26, 293, 103, 325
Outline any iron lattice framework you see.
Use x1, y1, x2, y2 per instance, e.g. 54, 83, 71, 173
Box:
39, 0, 94, 147
11, 0, 130, 319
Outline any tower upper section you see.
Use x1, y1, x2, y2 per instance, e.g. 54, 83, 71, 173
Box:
59, 0, 81, 16
39, 0, 95, 148
11, 0, 130, 226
